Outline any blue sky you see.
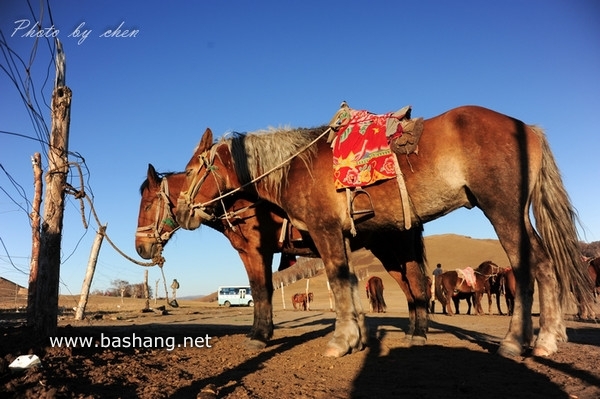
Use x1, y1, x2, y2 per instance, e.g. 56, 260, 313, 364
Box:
1, 1, 599, 298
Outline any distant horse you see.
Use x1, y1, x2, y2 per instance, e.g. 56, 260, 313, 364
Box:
175, 105, 594, 357
578, 257, 600, 319
589, 257, 600, 298
500, 267, 517, 316
438, 261, 501, 316
366, 276, 386, 313
487, 270, 506, 315
136, 165, 427, 350
432, 274, 473, 314
292, 292, 314, 310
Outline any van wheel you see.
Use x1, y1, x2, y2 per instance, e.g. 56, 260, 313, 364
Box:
224, 301, 231, 307
248, 300, 254, 307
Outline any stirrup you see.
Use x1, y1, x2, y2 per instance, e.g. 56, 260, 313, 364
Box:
349, 187, 375, 219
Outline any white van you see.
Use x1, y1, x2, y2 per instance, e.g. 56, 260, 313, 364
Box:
217, 286, 254, 307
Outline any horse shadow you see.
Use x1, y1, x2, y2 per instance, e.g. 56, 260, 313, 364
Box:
351, 316, 600, 399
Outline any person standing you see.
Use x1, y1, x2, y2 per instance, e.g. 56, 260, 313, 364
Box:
431, 264, 444, 313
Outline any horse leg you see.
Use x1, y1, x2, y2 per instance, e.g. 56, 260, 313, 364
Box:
368, 228, 428, 345
445, 290, 455, 316
453, 296, 461, 314
237, 251, 274, 350
314, 233, 365, 357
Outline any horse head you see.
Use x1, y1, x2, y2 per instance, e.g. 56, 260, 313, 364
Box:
135, 164, 183, 259
175, 128, 241, 230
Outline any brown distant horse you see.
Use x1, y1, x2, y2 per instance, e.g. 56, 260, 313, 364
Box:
434, 280, 474, 315
588, 257, 600, 298
366, 276, 386, 313
136, 165, 427, 350
174, 105, 594, 357
292, 292, 314, 310
578, 257, 600, 319
499, 267, 517, 316
438, 261, 501, 316
488, 267, 515, 316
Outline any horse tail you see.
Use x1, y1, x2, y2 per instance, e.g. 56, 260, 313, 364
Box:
531, 127, 594, 313
434, 274, 446, 303
376, 282, 387, 311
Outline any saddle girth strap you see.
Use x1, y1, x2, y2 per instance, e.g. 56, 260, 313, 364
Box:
391, 155, 412, 230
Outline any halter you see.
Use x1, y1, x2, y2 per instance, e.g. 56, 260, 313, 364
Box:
177, 147, 223, 223
136, 177, 181, 245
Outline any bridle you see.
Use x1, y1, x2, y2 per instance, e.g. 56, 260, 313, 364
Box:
177, 145, 225, 224
136, 176, 181, 246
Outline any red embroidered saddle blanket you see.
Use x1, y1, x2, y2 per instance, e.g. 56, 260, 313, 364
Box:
330, 104, 405, 189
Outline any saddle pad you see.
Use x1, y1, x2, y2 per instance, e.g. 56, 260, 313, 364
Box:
331, 108, 401, 189
456, 267, 477, 288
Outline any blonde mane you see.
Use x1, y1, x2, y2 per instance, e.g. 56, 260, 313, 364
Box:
224, 126, 326, 200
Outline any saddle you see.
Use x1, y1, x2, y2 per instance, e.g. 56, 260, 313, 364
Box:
325, 101, 425, 233
456, 267, 477, 289
327, 101, 424, 156
278, 219, 318, 260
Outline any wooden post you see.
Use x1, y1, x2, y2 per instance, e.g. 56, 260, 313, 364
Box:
155, 279, 159, 304
32, 40, 71, 337
327, 280, 334, 312
75, 225, 106, 320
143, 270, 150, 310
305, 279, 310, 310
27, 153, 42, 324
280, 281, 285, 310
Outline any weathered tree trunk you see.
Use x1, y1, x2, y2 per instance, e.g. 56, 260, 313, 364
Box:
32, 41, 71, 337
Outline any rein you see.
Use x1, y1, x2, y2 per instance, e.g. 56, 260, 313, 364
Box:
180, 128, 330, 222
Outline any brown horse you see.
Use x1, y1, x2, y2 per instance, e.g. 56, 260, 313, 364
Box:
578, 257, 600, 319
136, 165, 427, 350
366, 276, 386, 313
292, 292, 314, 310
499, 267, 517, 316
434, 280, 475, 315
438, 261, 501, 316
588, 257, 600, 298
174, 105, 594, 357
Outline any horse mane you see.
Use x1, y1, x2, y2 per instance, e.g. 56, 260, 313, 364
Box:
223, 126, 327, 200
139, 171, 180, 195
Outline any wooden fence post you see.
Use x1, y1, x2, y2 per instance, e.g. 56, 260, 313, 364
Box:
280, 281, 285, 310
75, 225, 106, 320
31, 40, 71, 337
27, 152, 42, 324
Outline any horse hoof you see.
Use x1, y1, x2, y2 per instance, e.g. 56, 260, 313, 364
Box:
497, 342, 522, 358
245, 339, 267, 351
411, 336, 427, 346
323, 342, 349, 358
532, 345, 552, 357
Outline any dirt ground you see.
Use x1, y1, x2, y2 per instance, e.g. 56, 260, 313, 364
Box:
2, 288, 600, 399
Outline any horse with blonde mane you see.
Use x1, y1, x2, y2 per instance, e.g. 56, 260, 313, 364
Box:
174, 105, 593, 358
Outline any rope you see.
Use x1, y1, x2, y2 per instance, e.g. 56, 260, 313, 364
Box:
67, 185, 164, 267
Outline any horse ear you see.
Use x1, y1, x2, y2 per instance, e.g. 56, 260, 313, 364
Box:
195, 128, 214, 155
147, 163, 160, 186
